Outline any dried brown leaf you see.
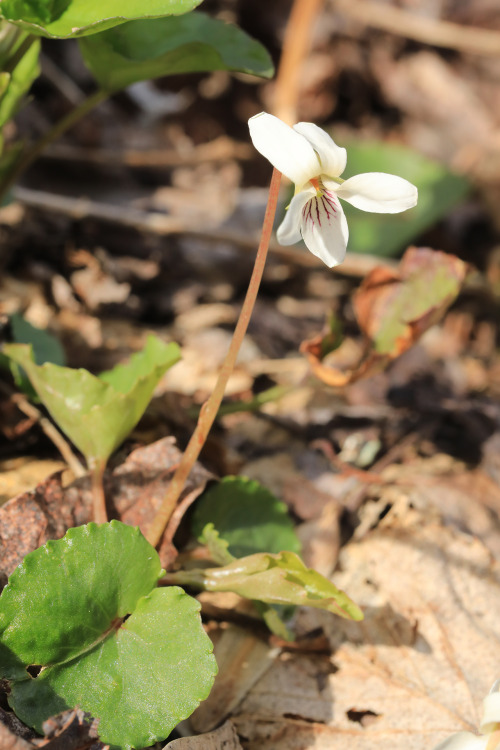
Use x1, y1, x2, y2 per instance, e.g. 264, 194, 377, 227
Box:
231, 516, 500, 749
301, 247, 468, 387
163, 721, 243, 749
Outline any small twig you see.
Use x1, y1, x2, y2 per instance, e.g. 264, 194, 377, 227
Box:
0, 381, 86, 477
145, 168, 282, 548
11, 186, 396, 276
42, 137, 252, 167
274, 0, 325, 124
311, 438, 386, 484
41, 53, 87, 106
332, 0, 500, 57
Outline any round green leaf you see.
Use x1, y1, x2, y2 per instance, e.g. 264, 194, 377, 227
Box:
191, 476, 301, 559
0, 0, 204, 39
9, 588, 217, 750
79, 12, 274, 91
0, 522, 162, 678
0, 522, 217, 749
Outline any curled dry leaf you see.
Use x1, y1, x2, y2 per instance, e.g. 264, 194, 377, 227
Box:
300, 247, 468, 387
231, 513, 500, 750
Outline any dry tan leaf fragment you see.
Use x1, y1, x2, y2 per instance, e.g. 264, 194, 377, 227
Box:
228, 514, 500, 750
163, 720, 243, 749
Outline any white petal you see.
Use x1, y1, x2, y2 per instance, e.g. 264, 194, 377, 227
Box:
334, 172, 418, 213
300, 189, 349, 268
294, 122, 347, 178
276, 188, 315, 246
249, 112, 319, 187
481, 690, 500, 734
432, 733, 489, 750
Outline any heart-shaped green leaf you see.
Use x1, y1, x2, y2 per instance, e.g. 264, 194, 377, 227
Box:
192, 476, 301, 559
3, 335, 180, 465
0, 0, 203, 39
168, 551, 363, 621
79, 12, 273, 91
0, 522, 217, 750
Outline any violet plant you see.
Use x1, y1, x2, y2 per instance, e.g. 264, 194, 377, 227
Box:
0, 27, 423, 745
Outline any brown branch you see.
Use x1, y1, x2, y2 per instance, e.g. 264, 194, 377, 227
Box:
12, 186, 396, 277
332, 0, 500, 57
42, 137, 252, 168
0, 381, 86, 477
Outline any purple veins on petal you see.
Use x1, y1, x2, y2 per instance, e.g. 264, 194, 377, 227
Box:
302, 192, 339, 232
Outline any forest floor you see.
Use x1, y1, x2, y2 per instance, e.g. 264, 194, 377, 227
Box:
1, 1, 500, 749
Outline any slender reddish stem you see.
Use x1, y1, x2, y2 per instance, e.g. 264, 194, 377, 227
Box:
90, 459, 108, 524
146, 168, 282, 548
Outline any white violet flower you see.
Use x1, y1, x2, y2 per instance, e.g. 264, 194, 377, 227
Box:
248, 112, 418, 268
433, 681, 500, 750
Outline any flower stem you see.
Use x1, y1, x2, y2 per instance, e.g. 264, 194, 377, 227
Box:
0, 88, 109, 203
146, 168, 282, 548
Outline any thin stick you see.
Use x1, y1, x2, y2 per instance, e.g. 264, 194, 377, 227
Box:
332, 0, 500, 58
42, 137, 252, 167
145, 168, 282, 548
274, 0, 324, 124
0, 381, 86, 477
12, 185, 397, 276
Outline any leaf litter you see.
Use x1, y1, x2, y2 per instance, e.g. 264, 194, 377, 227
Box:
2, 1, 500, 748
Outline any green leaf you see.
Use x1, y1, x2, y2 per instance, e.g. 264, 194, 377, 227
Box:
0, 522, 162, 678
79, 12, 274, 91
0, 36, 40, 127
0, 313, 65, 398
198, 523, 234, 566
0, 521, 217, 750
0, 0, 203, 39
198, 523, 296, 640
191, 476, 301, 559
339, 139, 471, 258
9, 313, 65, 365
3, 335, 180, 465
169, 551, 363, 621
